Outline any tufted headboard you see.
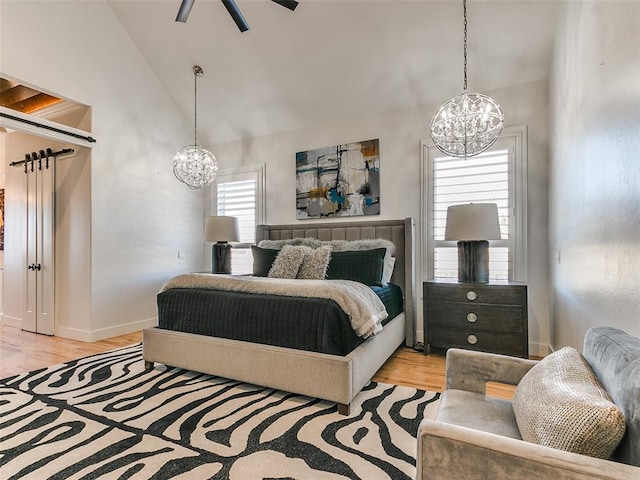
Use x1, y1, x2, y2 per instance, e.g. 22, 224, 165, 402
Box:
256, 218, 416, 348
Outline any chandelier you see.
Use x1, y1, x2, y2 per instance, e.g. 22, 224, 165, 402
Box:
173, 65, 218, 189
430, 0, 504, 158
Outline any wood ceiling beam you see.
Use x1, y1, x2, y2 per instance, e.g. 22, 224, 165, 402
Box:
6, 93, 63, 114
1, 85, 41, 107
0, 78, 62, 114
0, 78, 19, 94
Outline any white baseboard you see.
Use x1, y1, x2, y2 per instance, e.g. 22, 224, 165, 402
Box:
528, 342, 551, 358
1, 315, 23, 329
56, 317, 158, 343
53, 325, 91, 342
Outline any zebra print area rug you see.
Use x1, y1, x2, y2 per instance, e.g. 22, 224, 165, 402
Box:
1, 344, 440, 480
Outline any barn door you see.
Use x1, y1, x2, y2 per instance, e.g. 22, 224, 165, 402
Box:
23, 155, 55, 335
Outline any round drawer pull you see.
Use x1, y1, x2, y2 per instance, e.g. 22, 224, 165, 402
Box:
467, 334, 478, 345
466, 291, 477, 301
466, 312, 478, 323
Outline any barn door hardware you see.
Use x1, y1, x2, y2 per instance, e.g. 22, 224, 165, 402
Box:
9, 147, 74, 173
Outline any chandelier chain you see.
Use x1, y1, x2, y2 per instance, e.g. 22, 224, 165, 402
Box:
194, 68, 198, 146
429, 0, 504, 158
463, 0, 468, 92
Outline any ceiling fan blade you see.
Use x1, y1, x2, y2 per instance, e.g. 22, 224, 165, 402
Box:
175, 0, 196, 22
271, 0, 299, 11
221, 0, 250, 32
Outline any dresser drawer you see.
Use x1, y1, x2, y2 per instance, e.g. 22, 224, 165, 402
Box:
426, 301, 523, 333
427, 326, 526, 357
423, 281, 529, 358
425, 283, 525, 305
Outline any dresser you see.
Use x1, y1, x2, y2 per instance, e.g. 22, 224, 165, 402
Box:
423, 280, 528, 358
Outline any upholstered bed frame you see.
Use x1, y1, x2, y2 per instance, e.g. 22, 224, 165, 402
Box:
143, 218, 415, 415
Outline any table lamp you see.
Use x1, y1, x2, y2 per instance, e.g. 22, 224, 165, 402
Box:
444, 203, 501, 283
205, 216, 240, 274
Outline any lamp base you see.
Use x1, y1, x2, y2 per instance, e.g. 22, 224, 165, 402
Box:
212, 242, 232, 274
457, 240, 489, 283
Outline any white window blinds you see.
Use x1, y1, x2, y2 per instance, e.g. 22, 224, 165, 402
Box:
213, 165, 265, 275
433, 149, 511, 281
216, 179, 257, 244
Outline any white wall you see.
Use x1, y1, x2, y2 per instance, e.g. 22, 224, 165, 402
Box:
549, 1, 640, 349
210, 80, 551, 353
1, 1, 203, 340
0, 132, 5, 318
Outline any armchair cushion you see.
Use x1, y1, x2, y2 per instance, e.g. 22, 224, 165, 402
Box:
437, 389, 522, 439
583, 326, 640, 466
513, 346, 626, 459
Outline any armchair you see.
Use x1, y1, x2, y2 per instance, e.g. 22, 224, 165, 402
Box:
417, 327, 640, 479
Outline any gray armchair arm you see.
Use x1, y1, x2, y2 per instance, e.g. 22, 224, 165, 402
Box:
445, 348, 538, 394
418, 419, 639, 480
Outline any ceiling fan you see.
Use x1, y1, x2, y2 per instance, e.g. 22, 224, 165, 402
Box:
176, 0, 298, 33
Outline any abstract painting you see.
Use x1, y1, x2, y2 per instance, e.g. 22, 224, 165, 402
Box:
296, 139, 380, 219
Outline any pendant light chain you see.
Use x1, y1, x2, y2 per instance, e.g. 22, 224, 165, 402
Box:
463, 0, 468, 92
429, 0, 505, 158
193, 65, 204, 146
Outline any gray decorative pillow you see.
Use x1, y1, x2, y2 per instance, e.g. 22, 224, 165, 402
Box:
297, 245, 332, 280
258, 237, 396, 283
258, 237, 395, 255
268, 245, 309, 279
513, 346, 626, 459
258, 237, 324, 250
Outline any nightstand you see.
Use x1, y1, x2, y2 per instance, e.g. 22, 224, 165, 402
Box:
423, 280, 528, 358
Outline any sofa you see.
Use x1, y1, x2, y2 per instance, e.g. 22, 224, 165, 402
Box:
417, 326, 640, 479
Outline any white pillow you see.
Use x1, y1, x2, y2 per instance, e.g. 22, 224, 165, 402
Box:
382, 255, 396, 285
297, 245, 332, 280
268, 245, 309, 279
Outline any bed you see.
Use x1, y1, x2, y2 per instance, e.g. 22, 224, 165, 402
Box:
143, 218, 416, 415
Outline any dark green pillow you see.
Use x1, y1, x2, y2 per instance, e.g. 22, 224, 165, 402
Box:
252, 246, 279, 277
326, 248, 386, 286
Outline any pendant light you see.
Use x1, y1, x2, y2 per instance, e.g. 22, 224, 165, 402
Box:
173, 65, 218, 189
430, 0, 504, 158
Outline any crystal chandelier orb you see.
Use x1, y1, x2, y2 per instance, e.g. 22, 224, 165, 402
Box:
430, 91, 504, 157
173, 144, 218, 190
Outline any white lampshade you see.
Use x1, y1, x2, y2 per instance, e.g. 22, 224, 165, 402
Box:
444, 203, 501, 241
205, 216, 240, 243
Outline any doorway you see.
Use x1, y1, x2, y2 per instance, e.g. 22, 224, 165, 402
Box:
1, 76, 93, 336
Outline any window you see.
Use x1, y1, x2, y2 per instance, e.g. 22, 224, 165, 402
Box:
421, 126, 527, 282
211, 164, 265, 274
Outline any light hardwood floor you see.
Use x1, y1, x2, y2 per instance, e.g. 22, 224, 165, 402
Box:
0, 325, 515, 399
0, 325, 142, 378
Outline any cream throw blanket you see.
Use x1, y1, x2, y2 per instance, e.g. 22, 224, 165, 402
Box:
160, 274, 388, 338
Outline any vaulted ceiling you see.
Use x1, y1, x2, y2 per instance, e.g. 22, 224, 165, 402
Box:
108, 0, 560, 145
